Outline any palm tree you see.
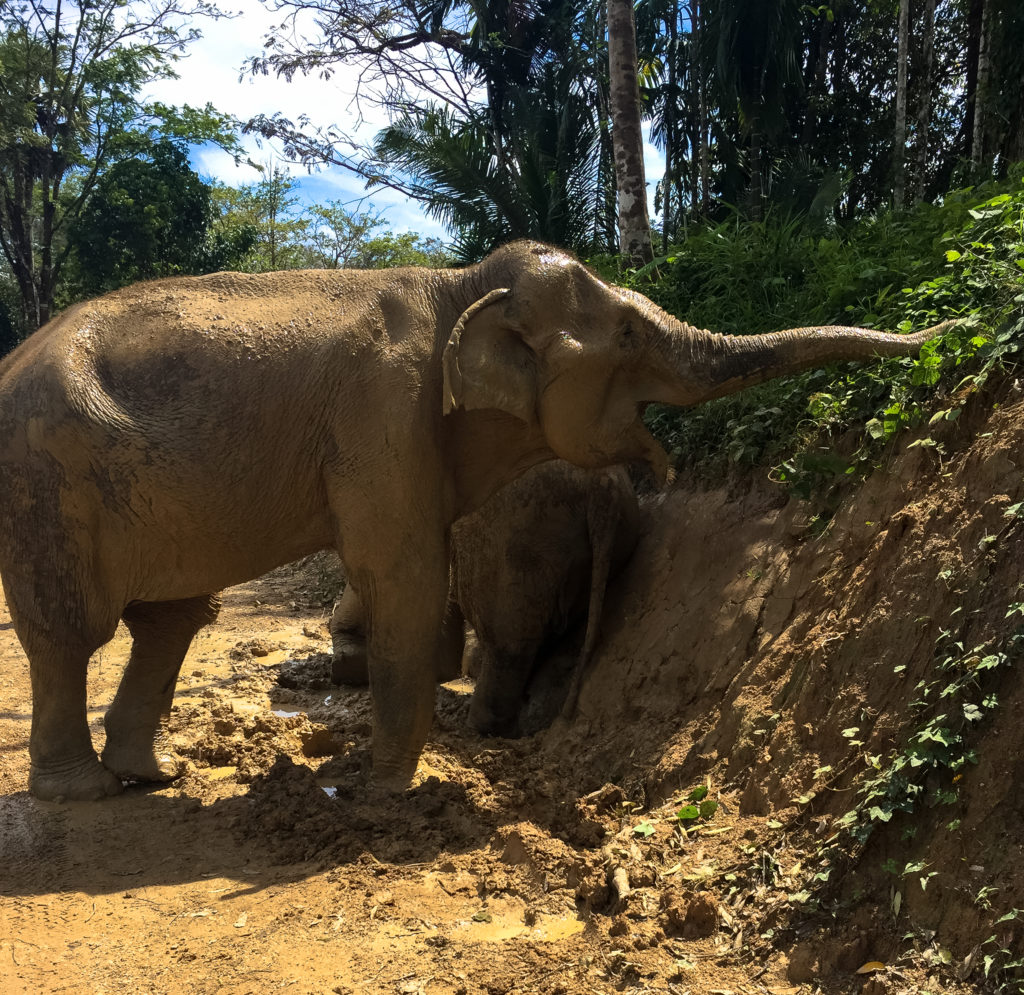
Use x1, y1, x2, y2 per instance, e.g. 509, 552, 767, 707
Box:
712, 0, 803, 220
368, 1, 614, 259
372, 84, 606, 260
607, 0, 653, 263
893, 0, 909, 207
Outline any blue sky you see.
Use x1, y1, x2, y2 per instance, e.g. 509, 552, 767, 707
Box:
148, 0, 664, 243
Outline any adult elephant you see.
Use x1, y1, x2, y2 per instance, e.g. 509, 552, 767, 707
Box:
329, 462, 641, 737
0, 240, 953, 800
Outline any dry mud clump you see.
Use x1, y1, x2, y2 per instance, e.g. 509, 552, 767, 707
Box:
2, 383, 1024, 994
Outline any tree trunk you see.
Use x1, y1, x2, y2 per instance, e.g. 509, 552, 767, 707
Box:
994, 0, 1024, 165
971, 0, 991, 165
697, 5, 709, 216
893, 0, 909, 209
607, 0, 653, 265
802, 10, 831, 146
831, 4, 846, 98
963, 0, 984, 160
915, 0, 937, 203
590, 0, 617, 251
664, 6, 677, 252
748, 129, 763, 222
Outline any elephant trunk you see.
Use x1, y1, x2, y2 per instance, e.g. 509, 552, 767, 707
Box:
652, 315, 956, 406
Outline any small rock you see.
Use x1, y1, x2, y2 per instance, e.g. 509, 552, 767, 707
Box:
299, 725, 337, 757
860, 980, 889, 995
739, 776, 769, 816
608, 917, 630, 937
787, 942, 818, 983
662, 889, 719, 939
500, 831, 530, 866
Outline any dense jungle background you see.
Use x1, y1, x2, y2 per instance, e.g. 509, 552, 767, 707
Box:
2, 1, 1024, 993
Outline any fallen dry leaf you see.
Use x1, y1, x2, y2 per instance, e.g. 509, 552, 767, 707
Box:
856, 961, 886, 974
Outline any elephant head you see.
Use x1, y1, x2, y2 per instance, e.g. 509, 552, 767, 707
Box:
443, 241, 954, 483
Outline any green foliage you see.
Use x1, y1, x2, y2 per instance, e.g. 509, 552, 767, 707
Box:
674, 784, 719, 825
205, 181, 454, 274
353, 231, 454, 269
302, 203, 454, 270
620, 173, 1024, 491
981, 909, 1024, 993
833, 624, 1021, 848
818, 592, 1024, 990
226, 166, 311, 272
0, 0, 239, 329
64, 141, 253, 296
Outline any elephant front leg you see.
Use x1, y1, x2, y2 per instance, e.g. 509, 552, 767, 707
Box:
360, 564, 450, 791
468, 643, 538, 737
27, 642, 124, 802
330, 585, 463, 688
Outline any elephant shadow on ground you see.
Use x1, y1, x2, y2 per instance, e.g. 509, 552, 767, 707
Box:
0, 623, 610, 902
0, 756, 495, 900
271, 646, 610, 855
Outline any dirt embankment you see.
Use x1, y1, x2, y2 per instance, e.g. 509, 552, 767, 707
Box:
2, 380, 1023, 995
555, 376, 1024, 976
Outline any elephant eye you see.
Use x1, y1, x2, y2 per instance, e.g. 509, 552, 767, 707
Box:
619, 323, 636, 347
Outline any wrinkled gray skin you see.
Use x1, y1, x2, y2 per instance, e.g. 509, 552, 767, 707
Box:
330, 462, 641, 737
0, 239, 954, 800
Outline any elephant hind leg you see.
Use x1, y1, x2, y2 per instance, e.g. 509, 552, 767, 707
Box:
101, 595, 220, 783
330, 583, 370, 686
8, 592, 123, 803
24, 631, 124, 802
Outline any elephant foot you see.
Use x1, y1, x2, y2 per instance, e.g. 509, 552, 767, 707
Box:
468, 698, 518, 738
101, 733, 185, 785
29, 754, 124, 802
330, 640, 370, 686
370, 756, 417, 793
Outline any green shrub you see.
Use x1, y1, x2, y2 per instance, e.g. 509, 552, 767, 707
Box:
608, 170, 1024, 494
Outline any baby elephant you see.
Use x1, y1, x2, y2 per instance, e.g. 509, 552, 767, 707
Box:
331, 461, 640, 736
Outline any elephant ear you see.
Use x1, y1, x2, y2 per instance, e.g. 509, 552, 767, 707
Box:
442, 288, 539, 424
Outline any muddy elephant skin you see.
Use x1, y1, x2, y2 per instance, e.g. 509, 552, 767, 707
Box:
0, 240, 954, 800
455, 462, 640, 736
330, 462, 641, 736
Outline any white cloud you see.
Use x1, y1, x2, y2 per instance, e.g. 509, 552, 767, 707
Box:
147, 0, 446, 235
149, 0, 665, 244
644, 132, 664, 222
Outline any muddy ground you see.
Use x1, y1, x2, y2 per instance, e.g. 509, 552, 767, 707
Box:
3, 381, 1024, 995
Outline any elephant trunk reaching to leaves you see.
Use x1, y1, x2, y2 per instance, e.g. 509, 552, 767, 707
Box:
329, 461, 641, 737
0, 239, 956, 800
